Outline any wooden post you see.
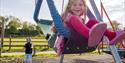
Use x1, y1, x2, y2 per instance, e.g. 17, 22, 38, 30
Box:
0, 19, 5, 58
8, 35, 12, 51
33, 45, 36, 56
0, 42, 1, 58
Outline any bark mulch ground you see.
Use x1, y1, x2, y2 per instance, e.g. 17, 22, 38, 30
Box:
1, 53, 125, 63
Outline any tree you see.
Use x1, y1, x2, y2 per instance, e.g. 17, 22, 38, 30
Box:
0, 16, 9, 57
0, 16, 9, 41
7, 19, 21, 33
0, 16, 9, 34
22, 21, 29, 30
112, 20, 120, 30
0, 17, 2, 34
22, 21, 37, 36
36, 25, 43, 34
28, 24, 36, 31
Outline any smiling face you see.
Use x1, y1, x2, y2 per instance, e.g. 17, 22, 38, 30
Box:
69, 0, 86, 16
62, 0, 87, 21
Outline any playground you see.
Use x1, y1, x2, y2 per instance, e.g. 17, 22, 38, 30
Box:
1, 0, 125, 63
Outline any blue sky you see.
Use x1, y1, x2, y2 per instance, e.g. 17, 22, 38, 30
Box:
0, 0, 36, 23
0, 0, 125, 27
0, 0, 65, 24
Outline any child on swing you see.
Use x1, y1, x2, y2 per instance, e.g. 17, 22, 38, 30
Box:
62, 0, 125, 44
49, 0, 125, 55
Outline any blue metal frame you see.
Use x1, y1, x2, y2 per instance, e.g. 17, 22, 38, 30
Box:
33, 0, 43, 22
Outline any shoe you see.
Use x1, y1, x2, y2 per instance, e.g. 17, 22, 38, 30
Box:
88, 23, 107, 47
110, 30, 125, 45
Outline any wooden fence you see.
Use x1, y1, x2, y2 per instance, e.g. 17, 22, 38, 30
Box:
2, 37, 49, 55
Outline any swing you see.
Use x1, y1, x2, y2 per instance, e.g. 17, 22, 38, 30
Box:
33, 0, 125, 63
33, 0, 100, 54
37, 20, 103, 54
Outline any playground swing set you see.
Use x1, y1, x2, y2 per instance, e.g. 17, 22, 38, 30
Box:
33, 0, 125, 63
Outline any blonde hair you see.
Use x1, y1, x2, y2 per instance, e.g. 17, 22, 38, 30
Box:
26, 37, 32, 42
62, 0, 87, 21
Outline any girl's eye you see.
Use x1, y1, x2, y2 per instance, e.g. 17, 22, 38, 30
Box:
73, 4, 77, 7
78, 3, 84, 6
79, 4, 83, 6
73, 3, 83, 7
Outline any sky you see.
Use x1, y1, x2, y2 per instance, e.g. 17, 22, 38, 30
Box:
0, 0, 125, 27
0, 0, 36, 23
0, 0, 65, 24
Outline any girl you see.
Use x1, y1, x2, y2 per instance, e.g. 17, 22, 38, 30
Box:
61, 0, 125, 46
50, 0, 107, 47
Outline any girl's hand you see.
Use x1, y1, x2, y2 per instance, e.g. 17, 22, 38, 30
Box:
64, 13, 73, 22
66, 13, 83, 23
51, 25, 57, 33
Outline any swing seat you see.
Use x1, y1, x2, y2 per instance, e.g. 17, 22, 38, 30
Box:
62, 29, 96, 54
37, 19, 57, 48
38, 19, 53, 35
38, 19, 97, 54
61, 22, 107, 54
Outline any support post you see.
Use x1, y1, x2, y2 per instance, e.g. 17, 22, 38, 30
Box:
60, 54, 64, 63
106, 37, 122, 63
8, 35, 12, 51
109, 45, 122, 63
33, 45, 36, 56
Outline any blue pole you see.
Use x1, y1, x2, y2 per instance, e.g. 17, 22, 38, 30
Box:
89, 0, 102, 21
33, 0, 43, 22
87, 7, 96, 19
47, 0, 70, 38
